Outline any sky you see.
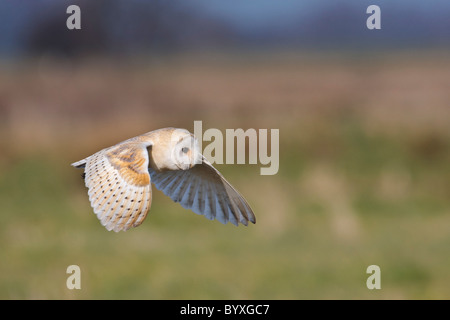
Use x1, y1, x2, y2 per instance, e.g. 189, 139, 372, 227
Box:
187, 0, 450, 28
0, 0, 449, 57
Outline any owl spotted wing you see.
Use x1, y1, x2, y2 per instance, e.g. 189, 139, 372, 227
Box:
72, 142, 152, 232
149, 157, 255, 226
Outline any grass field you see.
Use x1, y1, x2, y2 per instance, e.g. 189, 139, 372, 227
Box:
0, 51, 449, 299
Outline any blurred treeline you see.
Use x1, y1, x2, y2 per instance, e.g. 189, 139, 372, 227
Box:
1, 0, 450, 59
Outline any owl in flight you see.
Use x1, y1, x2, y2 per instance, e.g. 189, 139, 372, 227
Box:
72, 128, 255, 232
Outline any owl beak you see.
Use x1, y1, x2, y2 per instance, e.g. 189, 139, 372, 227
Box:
187, 149, 196, 169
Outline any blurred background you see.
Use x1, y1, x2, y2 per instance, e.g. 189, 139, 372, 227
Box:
0, 0, 449, 299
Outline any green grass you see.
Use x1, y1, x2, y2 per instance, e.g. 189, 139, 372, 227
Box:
1, 117, 449, 299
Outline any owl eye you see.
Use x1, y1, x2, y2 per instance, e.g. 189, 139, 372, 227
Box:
181, 147, 189, 154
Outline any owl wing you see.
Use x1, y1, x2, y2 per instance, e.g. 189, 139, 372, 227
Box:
149, 156, 255, 226
72, 142, 153, 232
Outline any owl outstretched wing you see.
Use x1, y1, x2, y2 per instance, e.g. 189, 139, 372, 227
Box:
149, 156, 255, 226
72, 142, 152, 232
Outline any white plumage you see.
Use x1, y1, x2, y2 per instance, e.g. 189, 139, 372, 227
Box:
72, 127, 255, 232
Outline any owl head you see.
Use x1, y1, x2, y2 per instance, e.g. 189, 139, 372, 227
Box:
167, 128, 202, 171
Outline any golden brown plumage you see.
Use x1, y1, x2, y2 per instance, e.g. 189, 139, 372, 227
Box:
72, 128, 255, 232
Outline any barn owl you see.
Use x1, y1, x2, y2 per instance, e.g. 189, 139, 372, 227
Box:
71, 128, 256, 232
